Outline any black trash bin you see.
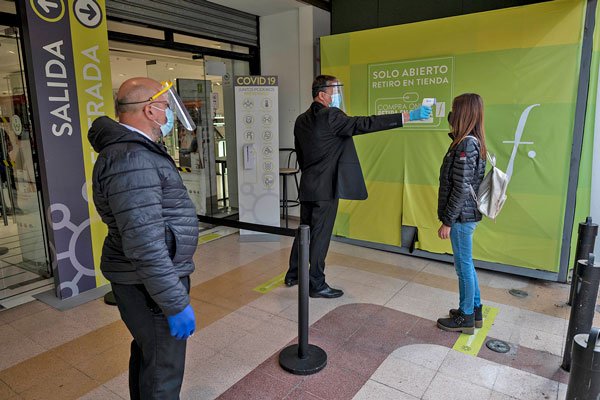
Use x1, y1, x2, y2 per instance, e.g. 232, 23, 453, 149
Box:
566, 327, 600, 400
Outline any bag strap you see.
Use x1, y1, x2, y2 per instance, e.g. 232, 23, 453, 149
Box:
464, 135, 495, 167
487, 152, 496, 167
464, 135, 481, 202
469, 184, 478, 202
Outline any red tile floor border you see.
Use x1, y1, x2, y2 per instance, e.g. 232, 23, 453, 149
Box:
217, 303, 569, 400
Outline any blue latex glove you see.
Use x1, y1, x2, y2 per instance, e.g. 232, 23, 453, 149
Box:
167, 304, 196, 340
409, 105, 432, 121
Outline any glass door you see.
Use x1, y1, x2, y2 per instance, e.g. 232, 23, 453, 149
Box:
145, 58, 221, 217
0, 26, 51, 306
108, 45, 249, 221
151, 55, 251, 220
204, 56, 250, 218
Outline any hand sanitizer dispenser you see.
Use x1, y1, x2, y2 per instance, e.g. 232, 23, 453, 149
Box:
243, 143, 256, 170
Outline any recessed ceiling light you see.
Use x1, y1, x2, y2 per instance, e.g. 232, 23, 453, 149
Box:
7, 50, 14, 54
168, 67, 174, 70
119, 73, 125, 76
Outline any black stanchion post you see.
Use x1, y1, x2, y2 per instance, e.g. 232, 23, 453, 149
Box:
566, 327, 600, 399
279, 225, 327, 375
568, 217, 598, 305
298, 224, 309, 359
562, 253, 600, 371
282, 176, 288, 228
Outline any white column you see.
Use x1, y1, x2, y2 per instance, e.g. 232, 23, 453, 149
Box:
260, 7, 331, 217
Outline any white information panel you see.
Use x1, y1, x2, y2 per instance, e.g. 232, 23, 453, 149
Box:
234, 76, 280, 236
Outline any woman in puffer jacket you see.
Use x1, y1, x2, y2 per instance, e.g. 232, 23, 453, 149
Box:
436, 93, 487, 335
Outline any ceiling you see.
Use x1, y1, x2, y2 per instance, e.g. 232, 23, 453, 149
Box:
207, 0, 305, 17
108, 47, 227, 91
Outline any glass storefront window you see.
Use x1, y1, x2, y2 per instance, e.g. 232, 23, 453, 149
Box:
109, 47, 249, 223
0, 1, 16, 14
0, 26, 52, 305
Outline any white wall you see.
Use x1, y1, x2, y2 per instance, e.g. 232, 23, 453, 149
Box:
260, 9, 301, 149
313, 7, 331, 77
260, 6, 330, 217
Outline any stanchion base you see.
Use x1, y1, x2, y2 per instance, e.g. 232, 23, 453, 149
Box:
279, 344, 327, 375
104, 291, 117, 306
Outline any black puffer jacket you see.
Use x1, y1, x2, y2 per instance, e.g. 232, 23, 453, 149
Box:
438, 134, 486, 226
89, 117, 199, 316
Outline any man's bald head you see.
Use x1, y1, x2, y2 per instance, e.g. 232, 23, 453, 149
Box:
115, 77, 167, 141
116, 78, 163, 115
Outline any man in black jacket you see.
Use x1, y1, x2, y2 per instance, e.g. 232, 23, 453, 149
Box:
89, 78, 199, 399
284, 75, 432, 298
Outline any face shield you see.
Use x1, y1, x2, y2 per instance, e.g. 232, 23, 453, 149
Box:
314, 81, 345, 112
328, 83, 345, 112
150, 81, 196, 131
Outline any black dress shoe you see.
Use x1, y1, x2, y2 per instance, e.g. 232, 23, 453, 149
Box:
284, 278, 298, 287
309, 285, 344, 299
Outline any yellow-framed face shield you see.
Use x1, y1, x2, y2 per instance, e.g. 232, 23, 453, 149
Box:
151, 81, 196, 131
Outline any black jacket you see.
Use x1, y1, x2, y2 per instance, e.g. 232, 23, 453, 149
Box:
438, 134, 486, 226
295, 102, 404, 201
89, 117, 199, 316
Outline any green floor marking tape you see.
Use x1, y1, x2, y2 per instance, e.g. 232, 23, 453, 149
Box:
253, 272, 285, 294
452, 305, 499, 356
198, 233, 222, 244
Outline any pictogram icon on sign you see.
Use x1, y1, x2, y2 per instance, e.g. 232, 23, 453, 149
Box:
30, 0, 65, 22
11, 115, 23, 136
73, 0, 102, 28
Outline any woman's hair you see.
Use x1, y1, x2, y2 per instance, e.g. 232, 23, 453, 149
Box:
448, 93, 486, 158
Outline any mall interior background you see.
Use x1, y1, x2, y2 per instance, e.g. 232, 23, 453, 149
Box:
1, 0, 599, 310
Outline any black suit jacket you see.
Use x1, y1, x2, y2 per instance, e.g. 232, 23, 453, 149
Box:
294, 102, 404, 201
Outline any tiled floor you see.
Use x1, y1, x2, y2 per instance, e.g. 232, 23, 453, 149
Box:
0, 221, 53, 309
218, 304, 568, 400
0, 231, 589, 400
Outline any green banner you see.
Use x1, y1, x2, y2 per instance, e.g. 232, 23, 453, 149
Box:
322, 0, 588, 273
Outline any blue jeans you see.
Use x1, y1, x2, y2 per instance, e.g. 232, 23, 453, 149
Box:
450, 222, 481, 315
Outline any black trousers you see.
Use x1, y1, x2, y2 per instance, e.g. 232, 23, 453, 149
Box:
111, 277, 190, 400
286, 199, 339, 290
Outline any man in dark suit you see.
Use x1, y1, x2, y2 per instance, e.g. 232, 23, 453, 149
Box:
284, 75, 432, 298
